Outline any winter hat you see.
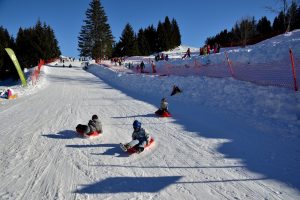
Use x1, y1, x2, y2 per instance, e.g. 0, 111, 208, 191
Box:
92, 115, 98, 120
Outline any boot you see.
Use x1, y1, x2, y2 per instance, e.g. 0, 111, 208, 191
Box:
136, 146, 144, 153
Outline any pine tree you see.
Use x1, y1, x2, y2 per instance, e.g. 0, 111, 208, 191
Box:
137, 28, 150, 56
156, 21, 167, 51
112, 42, 122, 57
78, 0, 114, 59
170, 18, 181, 48
45, 25, 61, 60
15, 20, 61, 69
144, 25, 158, 54
296, 5, 300, 29
32, 20, 61, 61
0, 26, 17, 80
287, 1, 299, 31
231, 23, 241, 46
156, 17, 182, 51
78, 25, 91, 57
273, 11, 286, 33
118, 23, 139, 56
256, 16, 272, 40
239, 17, 256, 46
163, 16, 172, 50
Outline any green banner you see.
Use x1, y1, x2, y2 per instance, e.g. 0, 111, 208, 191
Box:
5, 48, 27, 87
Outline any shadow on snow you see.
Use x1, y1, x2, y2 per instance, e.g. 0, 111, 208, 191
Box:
74, 176, 182, 194
89, 68, 300, 190
42, 130, 78, 139
66, 143, 129, 157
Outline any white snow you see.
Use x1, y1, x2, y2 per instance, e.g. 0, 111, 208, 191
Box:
0, 30, 300, 200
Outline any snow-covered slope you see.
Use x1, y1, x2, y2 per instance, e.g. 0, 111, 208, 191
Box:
0, 31, 299, 200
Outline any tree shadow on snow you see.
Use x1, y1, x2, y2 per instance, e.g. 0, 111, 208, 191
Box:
42, 130, 78, 139
92, 164, 246, 169
74, 176, 182, 194
91, 71, 300, 190
173, 104, 300, 190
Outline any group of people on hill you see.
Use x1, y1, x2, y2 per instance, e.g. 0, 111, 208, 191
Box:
200, 43, 220, 55
155, 53, 169, 61
135, 60, 157, 74
111, 57, 125, 66
181, 43, 221, 59
135, 61, 146, 73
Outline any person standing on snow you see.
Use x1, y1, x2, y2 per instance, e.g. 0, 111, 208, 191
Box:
170, 85, 182, 96
151, 60, 157, 73
140, 61, 145, 73
182, 48, 191, 59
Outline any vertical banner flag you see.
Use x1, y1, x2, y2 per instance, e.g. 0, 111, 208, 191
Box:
5, 48, 27, 86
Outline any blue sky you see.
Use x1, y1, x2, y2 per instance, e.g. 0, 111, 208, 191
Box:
0, 0, 277, 57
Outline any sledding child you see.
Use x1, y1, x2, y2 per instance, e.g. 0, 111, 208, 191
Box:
160, 97, 168, 112
76, 124, 90, 135
88, 114, 102, 134
121, 120, 150, 153
76, 114, 102, 137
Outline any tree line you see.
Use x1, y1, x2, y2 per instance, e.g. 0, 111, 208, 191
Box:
0, 20, 61, 80
78, 0, 181, 59
112, 16, 181, 57
205, 1, 300, 47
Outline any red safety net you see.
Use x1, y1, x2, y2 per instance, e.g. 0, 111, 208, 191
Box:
152, 50, 299, 91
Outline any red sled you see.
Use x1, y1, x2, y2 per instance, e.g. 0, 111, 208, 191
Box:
155, 110, 172, 117
124, 138, 155, 154
76, 129, 101, 138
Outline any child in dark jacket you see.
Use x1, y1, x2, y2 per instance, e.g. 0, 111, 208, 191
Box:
76, 114, 102, 136
88, 115, 102, 134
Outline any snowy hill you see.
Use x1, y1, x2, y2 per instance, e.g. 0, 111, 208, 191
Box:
0, 31, 300, 200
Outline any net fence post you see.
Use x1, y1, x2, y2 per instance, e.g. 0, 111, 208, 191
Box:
289, 48, 298, 92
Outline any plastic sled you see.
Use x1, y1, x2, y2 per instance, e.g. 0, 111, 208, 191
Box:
155, 110, 172, 117
121, 138, 154, 154
8, 94, 18, 99
76, 129, 101, 138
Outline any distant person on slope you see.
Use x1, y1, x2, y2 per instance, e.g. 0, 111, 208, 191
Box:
182, 48, 191, 59
151, 60, 157, 73
140, 61, 145, 73
170, 85, 182, 96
